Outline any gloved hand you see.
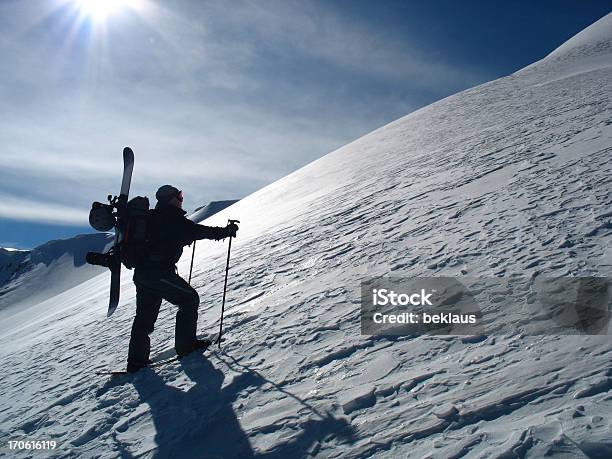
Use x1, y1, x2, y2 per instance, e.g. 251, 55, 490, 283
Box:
226, 222, 239, 238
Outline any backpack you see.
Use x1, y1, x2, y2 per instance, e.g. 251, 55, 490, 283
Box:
120, 196, 151, 269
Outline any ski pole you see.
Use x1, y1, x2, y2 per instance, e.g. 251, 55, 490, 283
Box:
188, 240, 196, 285
218, 219, 240, 348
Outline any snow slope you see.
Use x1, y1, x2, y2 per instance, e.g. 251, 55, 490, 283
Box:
1, 13, 611, 458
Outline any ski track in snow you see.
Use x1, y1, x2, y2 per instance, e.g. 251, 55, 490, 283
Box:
1, 14, 612, 459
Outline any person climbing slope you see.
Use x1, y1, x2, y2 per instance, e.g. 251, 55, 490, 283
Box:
127, 185, 238, 373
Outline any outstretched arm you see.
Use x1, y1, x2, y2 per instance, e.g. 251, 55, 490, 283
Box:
183, 219, 238, 244
189, 221, 229, 241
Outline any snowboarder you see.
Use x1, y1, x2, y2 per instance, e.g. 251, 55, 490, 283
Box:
127, 185, 238, 373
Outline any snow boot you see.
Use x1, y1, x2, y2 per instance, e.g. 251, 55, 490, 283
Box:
177, 338, 212, 359
126, 359, 153, 373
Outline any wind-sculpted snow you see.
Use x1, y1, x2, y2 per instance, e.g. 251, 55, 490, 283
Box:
1, 14, 611, 458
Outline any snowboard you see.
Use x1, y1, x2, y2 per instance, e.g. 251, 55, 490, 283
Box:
96, 333, 220, 377
108, 147, 134, 317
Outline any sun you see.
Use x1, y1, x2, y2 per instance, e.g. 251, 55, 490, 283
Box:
72, 0, 146, 23
74, 0, 123, 22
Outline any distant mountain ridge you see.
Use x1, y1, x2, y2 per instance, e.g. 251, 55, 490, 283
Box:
0, 233, 113, 315
0, 248, 30, 285
189, 199, 239, 223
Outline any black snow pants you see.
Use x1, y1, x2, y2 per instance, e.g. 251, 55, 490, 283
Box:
128, 267, 199, 366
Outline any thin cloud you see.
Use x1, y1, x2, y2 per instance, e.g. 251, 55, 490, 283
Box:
164, 0, 487, 90
0, 194, 88, 226
0, 243, 26, 251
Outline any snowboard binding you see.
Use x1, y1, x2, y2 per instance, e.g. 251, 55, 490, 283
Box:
88, 195, 119, 232
85, 247, 120, 269
86, 194, 122, 270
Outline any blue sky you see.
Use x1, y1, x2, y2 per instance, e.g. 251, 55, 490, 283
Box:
0, 0, 610, 249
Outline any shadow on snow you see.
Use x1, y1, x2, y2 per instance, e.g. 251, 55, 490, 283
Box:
124, 352, 356, 458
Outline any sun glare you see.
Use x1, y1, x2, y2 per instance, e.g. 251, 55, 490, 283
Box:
50, 0, 150, 78
75, 0, 123, 22
71, 0, 147, 24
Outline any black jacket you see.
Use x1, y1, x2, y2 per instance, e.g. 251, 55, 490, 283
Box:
142, 203, 228, 269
